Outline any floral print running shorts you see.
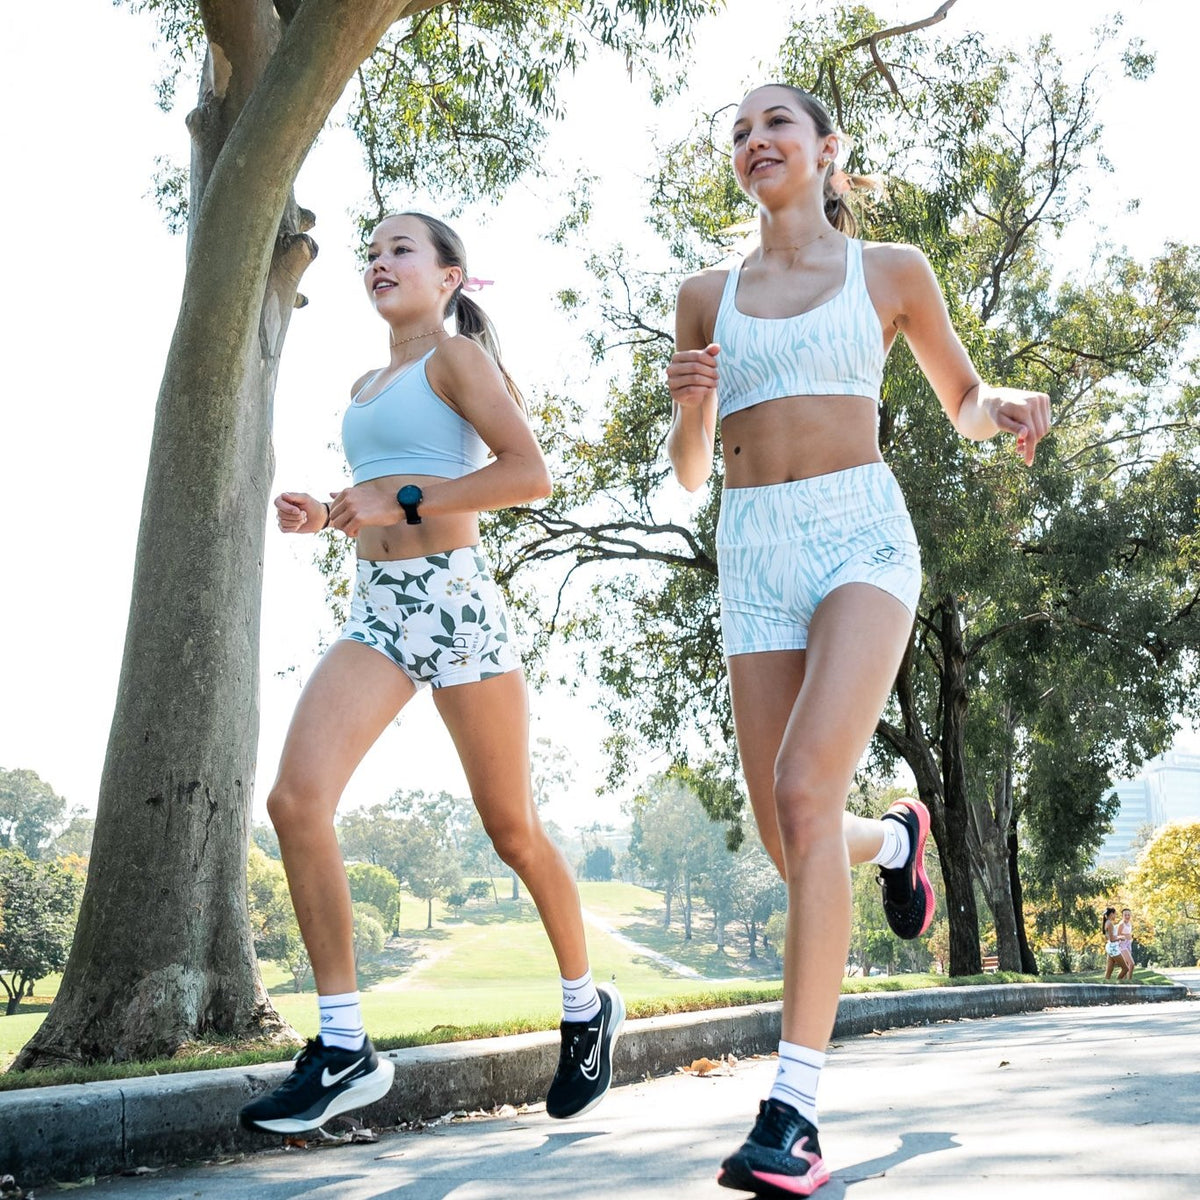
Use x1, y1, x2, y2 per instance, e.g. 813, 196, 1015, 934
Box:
340, 546, 520, 689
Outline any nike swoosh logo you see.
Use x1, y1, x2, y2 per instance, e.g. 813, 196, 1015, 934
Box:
579, 1013, 605, 1081
321, 1058, 367, 1088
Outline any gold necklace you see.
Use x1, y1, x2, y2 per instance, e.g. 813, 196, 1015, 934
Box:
389, 328, 445, 349
761, 231, 828, 254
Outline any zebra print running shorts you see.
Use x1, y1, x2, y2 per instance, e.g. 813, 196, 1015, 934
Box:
716, 462, 921, 656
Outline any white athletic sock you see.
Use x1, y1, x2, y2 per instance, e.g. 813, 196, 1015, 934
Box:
870, 816, 910, 870
318, 991, 366, 1051
768, 1040, 825, 1126
561, 969, 602, 1023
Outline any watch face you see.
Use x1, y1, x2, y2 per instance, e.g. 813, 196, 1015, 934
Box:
398, 485, 422, 505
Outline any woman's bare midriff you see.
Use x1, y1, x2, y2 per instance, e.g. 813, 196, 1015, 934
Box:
352, 474, 481, 561
720, 394, 883, 488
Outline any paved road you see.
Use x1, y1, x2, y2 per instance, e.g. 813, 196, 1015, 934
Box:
76, 999, 1198, 1199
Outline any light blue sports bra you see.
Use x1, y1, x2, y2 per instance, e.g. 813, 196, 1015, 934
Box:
712, 238, 885, 419
341, 348, 490, 484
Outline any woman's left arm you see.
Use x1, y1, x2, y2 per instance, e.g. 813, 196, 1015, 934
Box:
417, 337, 553, 516
329, 338, 552, 535
883, 244, 1050, 466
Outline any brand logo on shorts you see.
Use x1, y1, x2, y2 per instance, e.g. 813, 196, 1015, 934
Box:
865, 544, 898, 566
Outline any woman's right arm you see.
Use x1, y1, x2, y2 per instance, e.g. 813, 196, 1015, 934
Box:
666, 273, 721, 492
274, 492, 329, 533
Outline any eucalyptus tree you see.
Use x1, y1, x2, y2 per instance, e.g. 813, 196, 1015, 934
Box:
15, 0, 713, 1070
489, 10, 1200, 975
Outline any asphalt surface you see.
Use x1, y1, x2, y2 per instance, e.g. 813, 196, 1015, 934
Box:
69, 997, 1199, 1199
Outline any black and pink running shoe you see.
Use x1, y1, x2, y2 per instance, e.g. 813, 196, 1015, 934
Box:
718, 1098, 830, 1197
878, 797, 935, 939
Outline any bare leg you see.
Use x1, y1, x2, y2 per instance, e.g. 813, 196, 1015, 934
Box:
267, 640, 417, 996
730, 584, 912, 1051
434, 670, 589, 979
729, 652, 893, 875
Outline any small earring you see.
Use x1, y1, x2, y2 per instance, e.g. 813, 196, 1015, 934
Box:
818, 157, 831, 169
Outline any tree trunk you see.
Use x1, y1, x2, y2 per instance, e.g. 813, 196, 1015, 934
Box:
715, 915, 726, 953
511, 868, 520, 901
14, 0, 421, 1070
967, 734, 1022, 971
683, 869, 692, 941
879, 617, 981, 977
747, 918, 757, 959
1008, 823, 1038, 974
426, 897, 433, 930
937, 600, 983, 976
663, 887, 672, 929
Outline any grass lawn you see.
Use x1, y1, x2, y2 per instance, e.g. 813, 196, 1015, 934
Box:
0, 877, 1178, 1088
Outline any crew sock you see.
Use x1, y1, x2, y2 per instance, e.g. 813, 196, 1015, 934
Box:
561, 969, 602, 1023
870, 816, 910, 870
317, 991, 366, 1052
768, 1040, 825, 1127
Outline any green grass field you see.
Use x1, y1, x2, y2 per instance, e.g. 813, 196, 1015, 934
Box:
0, 881, 1176, 1088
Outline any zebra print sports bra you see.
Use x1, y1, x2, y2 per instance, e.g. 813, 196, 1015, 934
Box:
712, 237, 885, 419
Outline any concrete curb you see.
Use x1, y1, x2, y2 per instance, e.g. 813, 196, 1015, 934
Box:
1, 982, 1185, 1186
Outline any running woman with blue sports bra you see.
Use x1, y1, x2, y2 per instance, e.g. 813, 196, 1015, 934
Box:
667, 85, 1050, 1196
239, 212, 623, 1136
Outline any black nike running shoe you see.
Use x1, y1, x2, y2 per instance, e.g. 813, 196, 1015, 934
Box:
878, 797, 935, 939
545, 982, 625, 1119
718, 1098, 830, 1197
239, 1036, 395, 1134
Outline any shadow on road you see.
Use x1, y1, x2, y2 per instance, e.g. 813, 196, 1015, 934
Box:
833, 1130, 961, 1193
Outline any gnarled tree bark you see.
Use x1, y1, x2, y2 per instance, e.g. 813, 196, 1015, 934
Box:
15, 0, 437, 1069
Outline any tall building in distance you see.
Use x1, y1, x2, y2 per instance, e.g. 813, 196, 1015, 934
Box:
1095, 748, 1200, 863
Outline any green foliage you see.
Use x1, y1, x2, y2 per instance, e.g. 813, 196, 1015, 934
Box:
0, 851, 81, 1014
347, 862, 402, 931
348, 1, 718, 228
352, 906, 387, 963
1128, 821, 1200, 927
0, 768, 68, 860
245, 847, 305, 983
580, 844, 615, 880
491, 9, 1200, 977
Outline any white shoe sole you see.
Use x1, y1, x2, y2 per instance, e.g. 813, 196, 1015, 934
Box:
248, 1058, 396, 1134
562, 985, 626, 1120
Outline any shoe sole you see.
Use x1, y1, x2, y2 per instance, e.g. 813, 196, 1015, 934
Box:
717, 1155, 831, 1197
549, 984, 626, 1120
882, 798, 935, 938
901, 799, 935, 937
243, 1057, 396, 1134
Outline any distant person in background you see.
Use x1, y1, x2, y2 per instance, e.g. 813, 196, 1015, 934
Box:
240, 212, 623, 1138
1117, 907, 1136, 981
1102, 906, 1128, 983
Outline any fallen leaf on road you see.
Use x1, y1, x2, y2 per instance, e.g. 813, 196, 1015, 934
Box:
998, 1060, 1010, 1068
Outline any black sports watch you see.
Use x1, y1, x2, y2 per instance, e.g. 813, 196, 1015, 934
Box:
396, 484, 423, 525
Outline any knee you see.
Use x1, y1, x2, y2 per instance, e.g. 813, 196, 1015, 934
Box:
485, 813, 541, 873
266, 783, 326, 842
772, 761, 844, 859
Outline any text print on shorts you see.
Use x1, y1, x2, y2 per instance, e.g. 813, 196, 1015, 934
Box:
340, 546, 521, 689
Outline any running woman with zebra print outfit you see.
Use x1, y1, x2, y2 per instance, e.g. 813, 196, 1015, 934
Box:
667, 85, 1049, 1196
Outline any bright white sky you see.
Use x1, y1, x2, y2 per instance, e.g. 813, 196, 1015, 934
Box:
1, 0, 1197, 833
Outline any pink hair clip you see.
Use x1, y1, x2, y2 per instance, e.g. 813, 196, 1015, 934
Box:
462, 277, 495, 293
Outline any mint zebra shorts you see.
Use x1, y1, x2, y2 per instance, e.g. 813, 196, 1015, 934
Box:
716, 462, 921, 656
340, 546, 520, 689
